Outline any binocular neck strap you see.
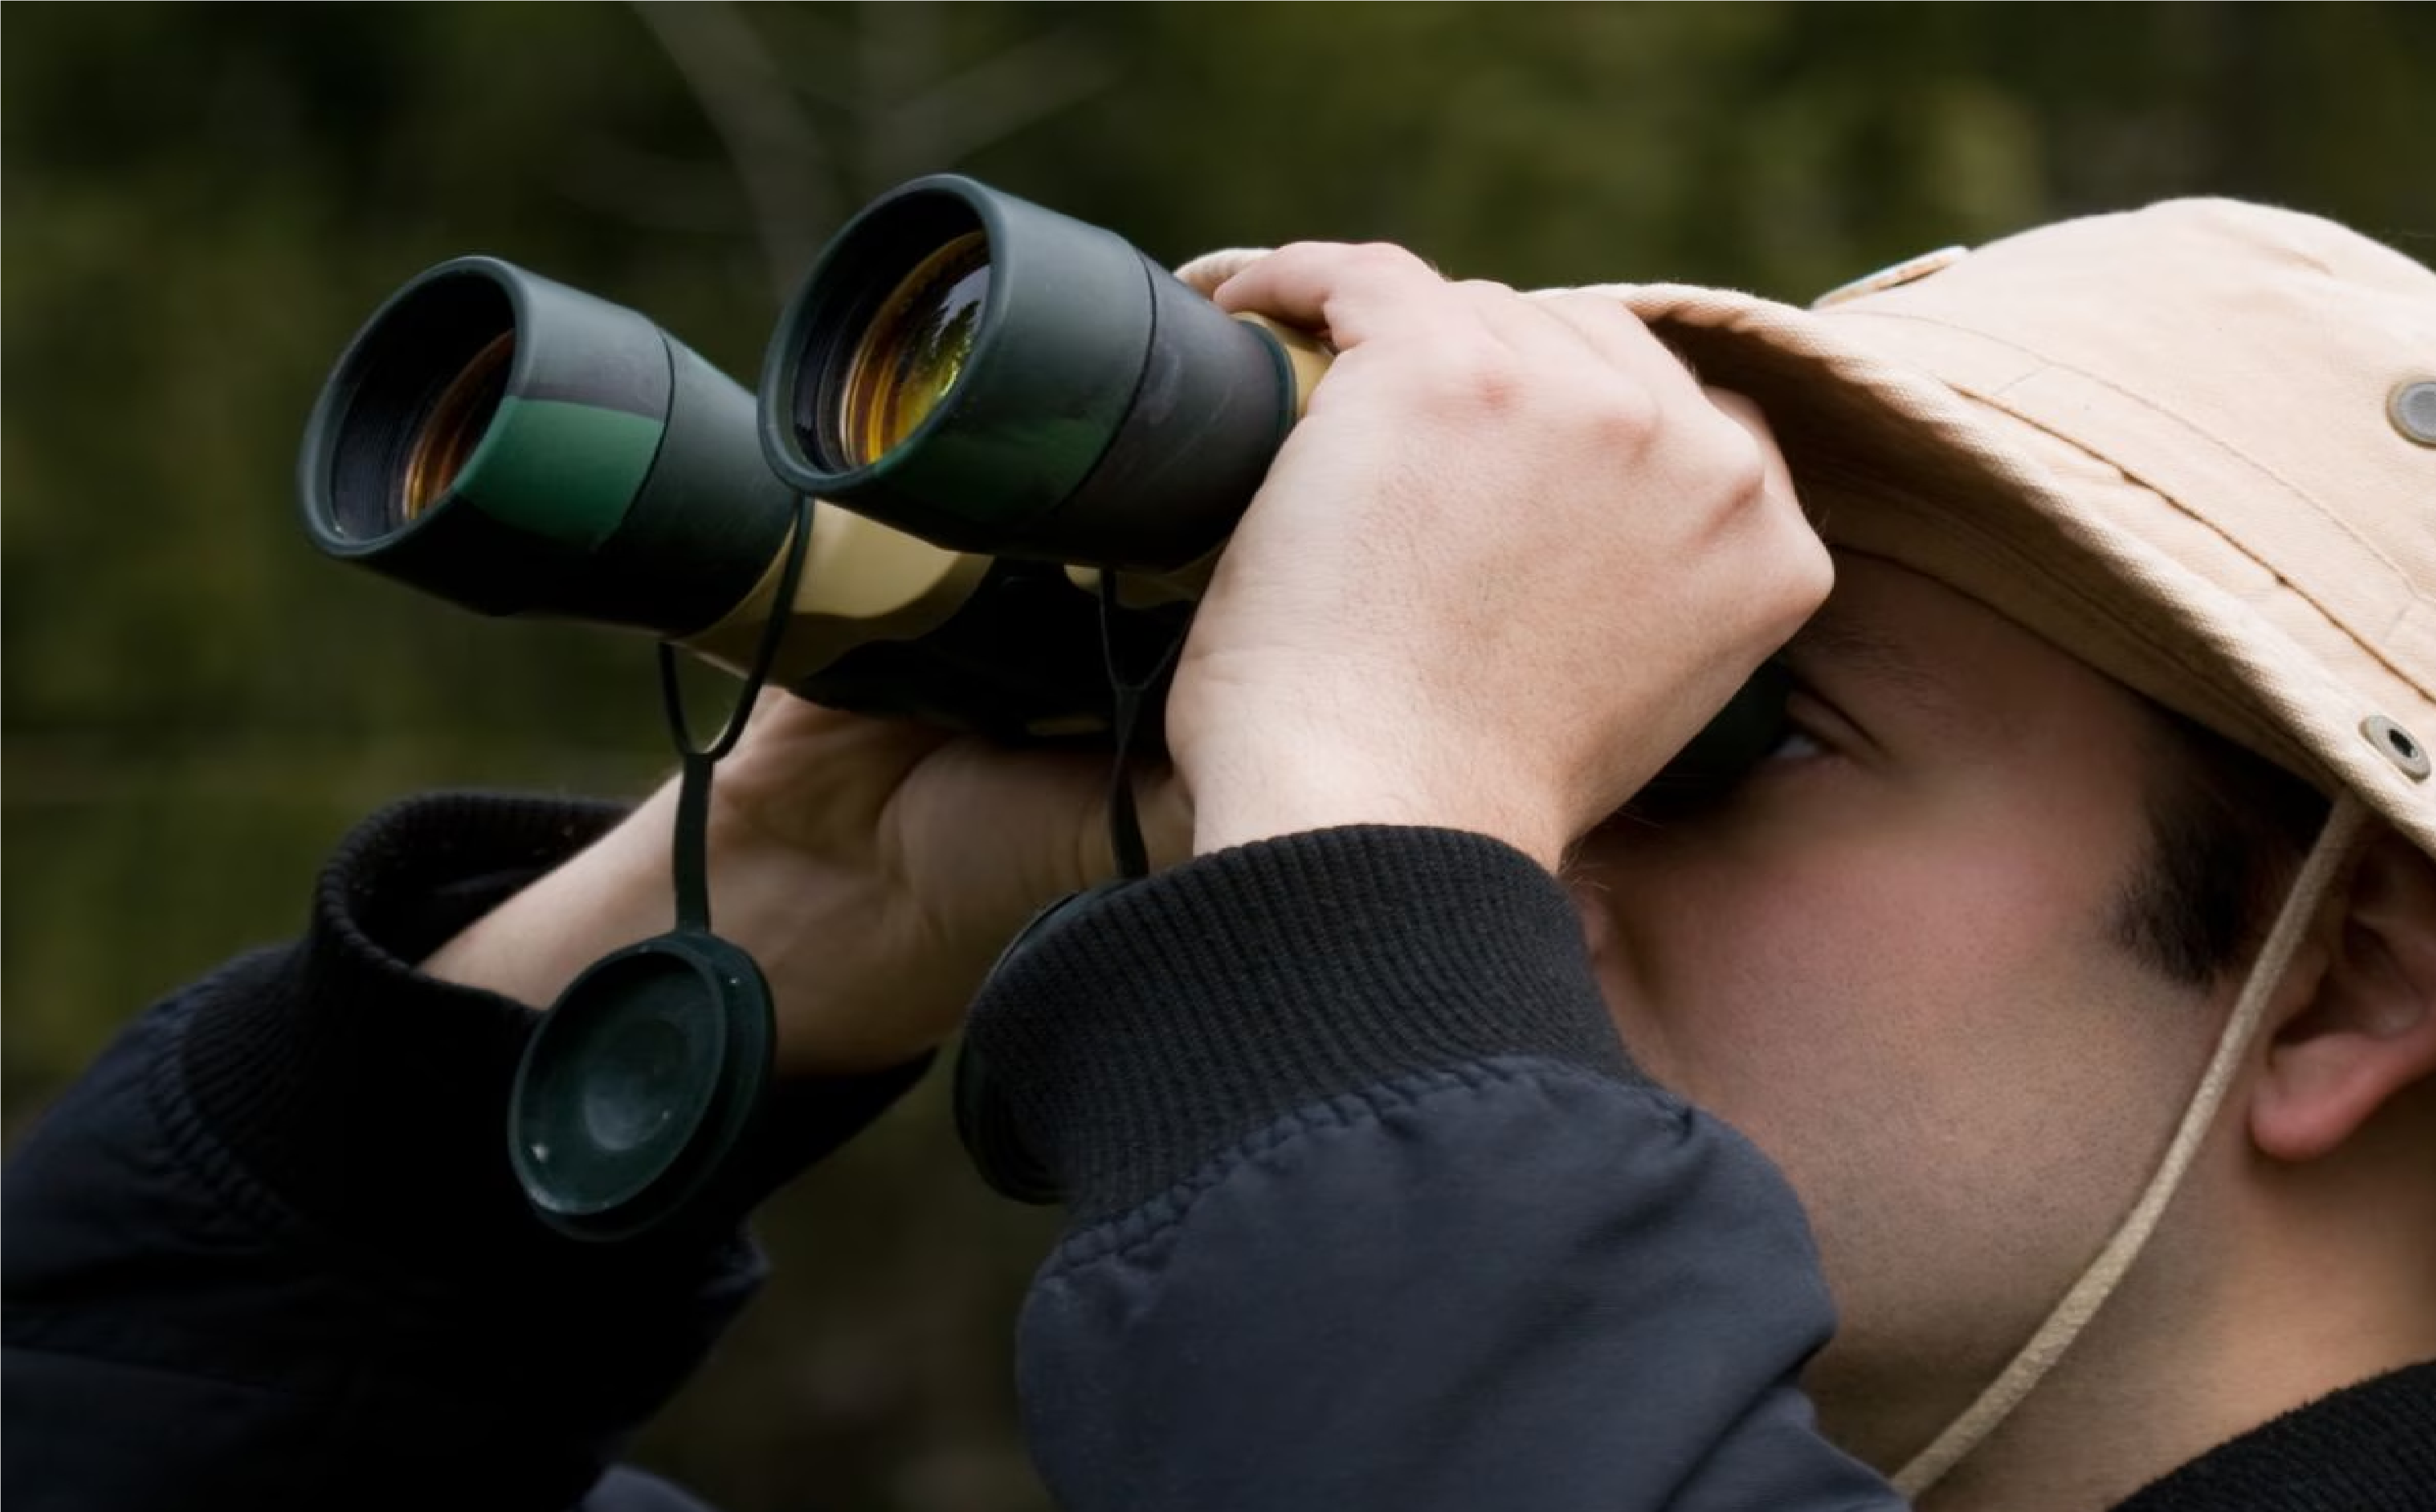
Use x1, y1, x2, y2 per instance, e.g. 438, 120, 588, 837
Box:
658, 495, 815, 933
1892, 793, 2371, 1496
1096, 572, 1185, 884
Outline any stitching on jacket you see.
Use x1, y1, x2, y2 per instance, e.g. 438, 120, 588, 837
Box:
1046, 1059, 1694, 1272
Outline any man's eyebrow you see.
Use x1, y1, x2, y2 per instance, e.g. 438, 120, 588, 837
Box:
1779, 612, 1966, 724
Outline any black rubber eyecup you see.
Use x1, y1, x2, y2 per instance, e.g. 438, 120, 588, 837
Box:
952, 882, 1132, 1206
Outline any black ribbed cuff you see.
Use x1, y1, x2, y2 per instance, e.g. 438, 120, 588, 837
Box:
2114, 1361, 2436, 1511
965, 826, 1639, 1225
178, 790, 926, 1275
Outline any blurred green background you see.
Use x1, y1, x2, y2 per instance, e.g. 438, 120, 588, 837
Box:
5, 4, 2431, 1507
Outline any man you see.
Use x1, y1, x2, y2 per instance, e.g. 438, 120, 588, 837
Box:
5, 198, 2431, 1510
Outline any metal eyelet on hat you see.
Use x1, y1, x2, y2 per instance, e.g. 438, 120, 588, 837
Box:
1811, 246, 1971, 310
2390, 381, 2436, 447
2362, 715, 2431, 780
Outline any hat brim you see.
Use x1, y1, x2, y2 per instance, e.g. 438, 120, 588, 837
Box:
1602, 279, 2434, 857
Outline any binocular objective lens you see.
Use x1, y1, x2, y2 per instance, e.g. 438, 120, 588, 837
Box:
400, 331, 514, 526
839, 232, 989, 468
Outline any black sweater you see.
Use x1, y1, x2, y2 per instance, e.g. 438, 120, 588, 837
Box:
5, 794, 2430, 1510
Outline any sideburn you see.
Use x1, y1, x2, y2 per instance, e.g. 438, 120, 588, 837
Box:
2111, 706, 2330, 989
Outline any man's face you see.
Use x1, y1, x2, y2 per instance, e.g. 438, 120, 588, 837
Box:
1568, 551, 2226, 1466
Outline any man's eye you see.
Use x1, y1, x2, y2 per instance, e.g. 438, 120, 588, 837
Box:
1664, 664, 1796, 778
1614, 676, 1835, 825
1759, 718, 1825, 765
1614, 680, 1792, 824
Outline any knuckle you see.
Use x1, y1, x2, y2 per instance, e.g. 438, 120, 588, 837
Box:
1576, 380, 1665, 453
1464, 356, 1534, 418
1300, 240, 1438, 286
1764, 531, 1835, 629
1713, 422, 1774, 505
1390, 340, 1528, 419
1350, 240, 1437, 276
1545, 290, 1651, 341
1660, 403, 1774, 510
1464, 357, 1532, 416
1791, 536, 1835, 601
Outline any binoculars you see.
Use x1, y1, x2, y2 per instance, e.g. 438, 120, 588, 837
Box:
298, 175, 1786, 1240
301, 174, 1329, 747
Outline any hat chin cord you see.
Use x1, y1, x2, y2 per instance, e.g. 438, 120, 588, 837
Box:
1891, 794, 2372, 1499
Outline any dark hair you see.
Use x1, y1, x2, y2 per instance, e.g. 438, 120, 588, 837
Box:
2112, 707, 2332, 987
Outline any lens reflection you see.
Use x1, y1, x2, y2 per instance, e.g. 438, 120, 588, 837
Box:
400, 331, 513, 526
839, 232, 988, 467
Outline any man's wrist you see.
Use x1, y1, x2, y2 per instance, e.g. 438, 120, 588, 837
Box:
419, 780, 682, 1009
1189, 747, 1569, 872
969, 824, 1639, 1223
180, 792, 646, 1272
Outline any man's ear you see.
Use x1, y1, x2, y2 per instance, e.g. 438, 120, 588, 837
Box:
2252, 825, 2436, 1163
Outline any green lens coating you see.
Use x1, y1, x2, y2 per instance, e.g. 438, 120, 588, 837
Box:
840, 232, 988, 467
400, 331, 514, 526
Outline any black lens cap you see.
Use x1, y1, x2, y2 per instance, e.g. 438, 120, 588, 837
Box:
509, 928, 775, 1242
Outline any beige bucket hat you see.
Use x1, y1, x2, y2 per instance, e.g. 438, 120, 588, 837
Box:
1595, 198, 2436, 860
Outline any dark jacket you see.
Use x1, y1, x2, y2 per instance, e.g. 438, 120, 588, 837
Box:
5, 795, 2429, 1510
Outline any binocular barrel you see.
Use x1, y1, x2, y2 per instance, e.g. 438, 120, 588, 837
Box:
299, 256, 801, 641
298, 176, 1319, 745
761, 174, 1312, 571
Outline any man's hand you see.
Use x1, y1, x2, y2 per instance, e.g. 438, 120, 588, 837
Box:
425, 240, 1815, 1075
422, 692, 1185, 1077
1173, 244, 1826, 870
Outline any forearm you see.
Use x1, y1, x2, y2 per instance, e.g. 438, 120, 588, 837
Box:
969, 827, 1899, 1511
416, 780, 681, 1011
419, 777, 863, 1051
1, 792, 919, 1510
